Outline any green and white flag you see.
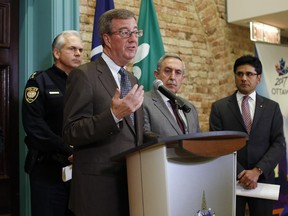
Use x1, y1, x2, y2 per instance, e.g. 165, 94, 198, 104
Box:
133, 0, 165, 91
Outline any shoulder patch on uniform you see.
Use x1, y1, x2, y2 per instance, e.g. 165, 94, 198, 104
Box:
29, 71, 43, 80
25, 87, 39, 103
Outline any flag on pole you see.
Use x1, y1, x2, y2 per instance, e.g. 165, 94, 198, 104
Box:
133, 0, 165, 91
91, 0, 114, 61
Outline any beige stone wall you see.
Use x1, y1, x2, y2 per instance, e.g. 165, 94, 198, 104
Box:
79, 0, 254, 131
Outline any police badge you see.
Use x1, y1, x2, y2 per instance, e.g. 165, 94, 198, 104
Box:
25, 87, 39, 103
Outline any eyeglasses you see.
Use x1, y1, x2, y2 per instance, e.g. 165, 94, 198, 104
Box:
235, 71, 258, 78
108, 29, 143, 38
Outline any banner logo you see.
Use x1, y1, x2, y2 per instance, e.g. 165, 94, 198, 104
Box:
275, 58, 288, 76
272, 58, 288, 95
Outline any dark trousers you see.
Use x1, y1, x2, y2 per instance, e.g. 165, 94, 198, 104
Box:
236, 195, 274, 216
69, 163, 130, 216
29, 160, 74, 216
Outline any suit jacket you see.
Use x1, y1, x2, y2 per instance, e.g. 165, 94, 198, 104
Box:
144, 89, 201, 136
63, 57, 144, 216
209, 91, 285, 183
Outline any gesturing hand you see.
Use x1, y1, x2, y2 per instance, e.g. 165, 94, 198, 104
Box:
111, 84, 144, 120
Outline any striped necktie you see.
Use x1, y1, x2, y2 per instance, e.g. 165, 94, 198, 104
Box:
241, 95, 252, 134
118, 68, 134, 124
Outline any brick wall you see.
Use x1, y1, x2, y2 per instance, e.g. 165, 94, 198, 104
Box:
79, 0, 255, 131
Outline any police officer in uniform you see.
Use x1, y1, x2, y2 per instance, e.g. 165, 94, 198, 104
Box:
22, 30, 83, 216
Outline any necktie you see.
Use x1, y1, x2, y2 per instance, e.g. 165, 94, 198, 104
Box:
118, 68, 134, 123
169, 100, 185, 134
241, 95, 252, 134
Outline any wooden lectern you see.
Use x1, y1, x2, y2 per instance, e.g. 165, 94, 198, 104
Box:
115, 131, 247, 216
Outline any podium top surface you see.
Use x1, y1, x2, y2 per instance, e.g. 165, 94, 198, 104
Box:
113, 131, 248, 161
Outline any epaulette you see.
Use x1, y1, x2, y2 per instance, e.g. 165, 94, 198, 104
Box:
28, 71, 44, 80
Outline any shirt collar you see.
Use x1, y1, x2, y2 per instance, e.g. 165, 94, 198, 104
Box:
236, 91, 256, 102
102, 53, 125, 76
52, 65, 68, 79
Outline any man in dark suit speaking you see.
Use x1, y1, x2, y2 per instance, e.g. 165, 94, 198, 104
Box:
63, 9, 144, 216
209, 55, 285, 216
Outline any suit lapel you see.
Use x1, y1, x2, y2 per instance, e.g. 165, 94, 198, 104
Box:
152, 90, 183, 134
251, 94, 265, 132
227, 93, 246, 129
183, 111, 193, 133
97, 58, 118, 98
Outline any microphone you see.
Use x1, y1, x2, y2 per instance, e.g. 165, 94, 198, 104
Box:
153, 79, 191, 113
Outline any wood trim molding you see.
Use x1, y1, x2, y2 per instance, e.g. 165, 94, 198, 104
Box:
0, 3, 10, 48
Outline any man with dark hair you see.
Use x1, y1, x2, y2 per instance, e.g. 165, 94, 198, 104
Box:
209, 55, 285, 216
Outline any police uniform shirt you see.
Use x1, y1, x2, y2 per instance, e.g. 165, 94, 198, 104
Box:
22, 65, 73, 156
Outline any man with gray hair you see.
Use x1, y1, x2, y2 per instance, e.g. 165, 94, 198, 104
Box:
144, 53, 201, 136
22, 30, 83, 216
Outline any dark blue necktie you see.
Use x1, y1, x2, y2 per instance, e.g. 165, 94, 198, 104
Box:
119, 68, 134, 124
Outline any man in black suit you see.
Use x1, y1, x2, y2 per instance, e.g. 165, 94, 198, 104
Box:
63, 9, 144, 216
209, 55, 285, 216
